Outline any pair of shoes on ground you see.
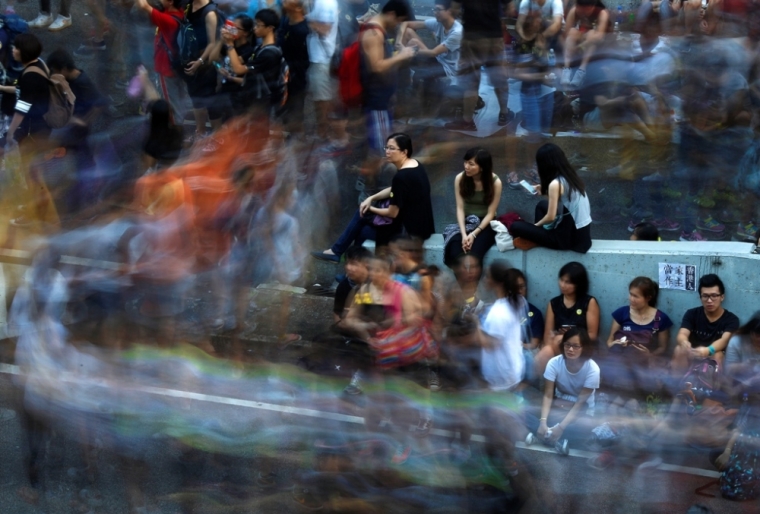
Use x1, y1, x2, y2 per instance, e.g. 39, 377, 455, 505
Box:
560, 67, 586, 90
28, 12, 71, 31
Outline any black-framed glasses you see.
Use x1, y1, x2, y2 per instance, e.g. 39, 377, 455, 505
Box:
565, 344, 582, 351
384, 146, 399, 151
700, 293, 722, 301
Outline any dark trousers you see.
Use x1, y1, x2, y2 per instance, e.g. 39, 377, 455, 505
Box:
509, 199, 591, 253
41, 0, 70, 16
444, 225, 496, 266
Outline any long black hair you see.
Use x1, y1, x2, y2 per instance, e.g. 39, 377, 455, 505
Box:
459, 147, 495, 206
489, 260, 522, 311
735, 311, 760, 336
536, 143, 586, 198
558, 261, 590, 299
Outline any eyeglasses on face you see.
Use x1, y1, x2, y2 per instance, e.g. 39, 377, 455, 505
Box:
565, 344, 582, 351
384, 146, 400, 152
700, 293, 722, 301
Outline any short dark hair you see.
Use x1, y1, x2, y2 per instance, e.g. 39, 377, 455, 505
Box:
558, 261, 590, 299
560, 327, 594, 361
632, 222, 659, 241
387, 132, 413, 157
255, 8, 280, 29
435, 0, 452, 9
14, 33, 42, 64
46, 48, 76, 72
382, 0, 411, 18
345, 245, 372, 262
489, 260, 522, 311
698, 274, 725, 295
629, 276, 659, 307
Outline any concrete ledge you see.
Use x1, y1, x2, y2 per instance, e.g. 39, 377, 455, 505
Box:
366, 238, 760, 345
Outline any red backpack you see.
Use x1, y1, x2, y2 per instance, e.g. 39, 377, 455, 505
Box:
338, 23, 384, 108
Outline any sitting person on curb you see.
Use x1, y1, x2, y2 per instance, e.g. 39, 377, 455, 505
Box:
526, 327, 601, 454
443, 147, 502, 267
672, 273, 740, 376
508, 143, 593, 253
724, 311, 760, 392
534, 261, 600, 377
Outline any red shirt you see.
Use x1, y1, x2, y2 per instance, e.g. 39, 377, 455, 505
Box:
151, 8, 183, 77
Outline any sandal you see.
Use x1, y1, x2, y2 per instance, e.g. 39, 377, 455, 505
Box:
277, 333, 302, 350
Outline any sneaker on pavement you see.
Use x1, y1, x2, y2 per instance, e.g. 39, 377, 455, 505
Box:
696, 215, 725, 233
344, 370, 363, 395
555, 438, 570, 455
560, 68, 573, 87
570, 68, 586, 89
680, 230, 707, 242
474, 96, 485, 111
48, 14, 71, 31
28, 13, 54, 28
736, 221, 759, 240
498, 110, 515, 126
652, 218, 681, 232
444, 119, 477, 131
74, 38, 106, 58
692, 194, 715, 208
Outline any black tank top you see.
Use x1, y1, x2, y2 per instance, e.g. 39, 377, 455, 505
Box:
550, 294, 593, 330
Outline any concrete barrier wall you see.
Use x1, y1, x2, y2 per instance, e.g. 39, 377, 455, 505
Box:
370, 237, 760, 347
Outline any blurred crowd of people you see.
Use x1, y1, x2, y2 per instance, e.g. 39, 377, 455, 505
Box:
1, 0, 760, 512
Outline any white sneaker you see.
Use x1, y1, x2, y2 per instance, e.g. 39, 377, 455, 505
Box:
48, 15, 72, 32
28, 13, 54, 28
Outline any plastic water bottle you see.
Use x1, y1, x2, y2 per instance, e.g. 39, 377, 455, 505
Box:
614, 21, 621, 40
548, 49, 556, 68
617, 5, 623, 25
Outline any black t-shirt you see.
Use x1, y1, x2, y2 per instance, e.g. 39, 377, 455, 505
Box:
187, 1, 218, 57
68, 70, 107, 118
219, 42, 254, 94
333, 277, 356, 318
388, 162, 435, 240
681, 307, 740, 348
459, 0, 509, 39
550, 294, 594, 331
239, 44, 282, 106
277, 18, 309, 95
15, 61, 50, 139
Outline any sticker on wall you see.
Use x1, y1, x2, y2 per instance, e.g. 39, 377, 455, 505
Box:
658, 263, 697, 291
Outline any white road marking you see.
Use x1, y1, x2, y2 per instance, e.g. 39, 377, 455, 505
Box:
0, 363, 720, 478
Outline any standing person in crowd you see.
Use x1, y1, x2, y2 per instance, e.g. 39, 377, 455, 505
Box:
528, 327, 601, 453
135, 0, 189, 125
445, 0, 514, 131
278, 0, 310, 136
208, 14, 255, 124
27, 0, 72, 31
183, 0, 221, 140
508, 143, 593, 253
672, 274, 740, 374
0, 33, 58, 227
534, 261, 599, 376
46, 49, 107, 125
307, 0, 339, 139
312, 132, 434, 259
225, 9, 283, 129
443, 147, 502, 267
358, 0, 417, 175
399, 0, 463, 115
561, 0, 610, 90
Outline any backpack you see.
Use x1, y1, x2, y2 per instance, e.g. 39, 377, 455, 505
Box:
157, 12, 183, 71
678, 358, 719, 403
256, 45, 289, 108
21, 64, 75, 129
176, 1, 225, 68
337, 23, 384, 108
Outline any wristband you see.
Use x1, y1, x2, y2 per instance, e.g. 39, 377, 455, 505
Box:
540, 417, 547, 421
199, 58, 204, 64
708, 345, 715, 356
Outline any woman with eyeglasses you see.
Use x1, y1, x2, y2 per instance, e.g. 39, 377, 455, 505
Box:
312, 133, 435, 261
526, 327, 600, 454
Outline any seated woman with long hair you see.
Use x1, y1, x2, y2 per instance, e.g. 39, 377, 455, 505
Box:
443, 147, 502, 267
508, 143, 592, 253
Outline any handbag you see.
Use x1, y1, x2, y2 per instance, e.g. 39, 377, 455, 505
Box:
372, 199, 393, 226
373, 322, 435, 369
490, 220, 514, 251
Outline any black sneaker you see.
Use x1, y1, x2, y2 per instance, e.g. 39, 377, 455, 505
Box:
444, 119, 477, 131
498, 110, 515, 126
73, 38, 106, 58
474, 96, 486, 111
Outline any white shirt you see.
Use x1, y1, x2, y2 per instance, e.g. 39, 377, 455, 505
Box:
307, 0, 339, 64
519, 0, 564, 20
544, 355, 600, 413
481, 298, 526, 391
423, 18, 463, 83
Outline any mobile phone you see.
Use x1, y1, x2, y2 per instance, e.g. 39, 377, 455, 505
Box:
520, 180, 537, 195
214, 62, 222, 69
224, 19, 239, 36
561, 324, 575, 329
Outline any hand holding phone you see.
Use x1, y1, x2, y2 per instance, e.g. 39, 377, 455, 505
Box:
520, 180, 537, 195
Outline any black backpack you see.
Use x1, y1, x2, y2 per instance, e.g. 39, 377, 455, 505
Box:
176, 1, 225, 68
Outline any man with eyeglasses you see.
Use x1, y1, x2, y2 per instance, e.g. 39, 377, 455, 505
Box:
673, 273, 739, 373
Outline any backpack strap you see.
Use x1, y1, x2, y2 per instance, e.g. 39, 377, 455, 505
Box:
159, 13, 183, 64
22, 63, 50, 81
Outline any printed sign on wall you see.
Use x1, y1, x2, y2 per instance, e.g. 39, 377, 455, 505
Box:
658, 263, 697, 291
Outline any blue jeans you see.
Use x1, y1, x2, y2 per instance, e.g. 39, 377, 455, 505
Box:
331, 208, 376, 256
520, 89, 553, 141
